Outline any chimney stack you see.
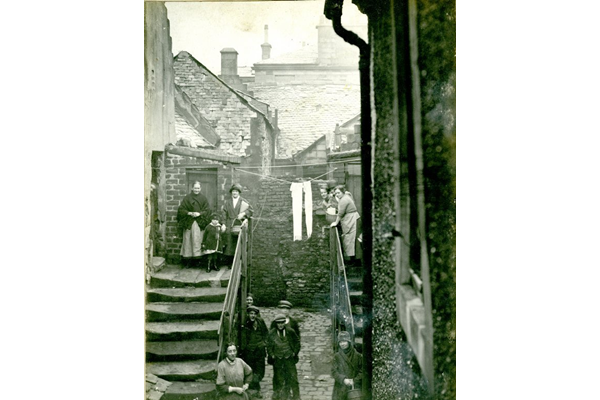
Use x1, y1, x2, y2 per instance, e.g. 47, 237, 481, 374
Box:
220, 48, 238, 77
261, 24, 272, 60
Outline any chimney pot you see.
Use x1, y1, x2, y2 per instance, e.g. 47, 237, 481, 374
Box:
261, 25, 271, 60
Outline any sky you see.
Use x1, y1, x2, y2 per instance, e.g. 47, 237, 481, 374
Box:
166, 0, 367, 74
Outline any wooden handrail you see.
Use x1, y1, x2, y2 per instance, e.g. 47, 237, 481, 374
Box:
330, 227, 355, 347
216, 220, 249, 363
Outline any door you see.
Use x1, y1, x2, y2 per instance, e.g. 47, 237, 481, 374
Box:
345, 162, 362, 214
345, 161, 363, 260
186, 168, 218, 211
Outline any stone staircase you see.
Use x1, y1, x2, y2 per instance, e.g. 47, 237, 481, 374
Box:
345, 265, 364, 353
146, 264, 231, 400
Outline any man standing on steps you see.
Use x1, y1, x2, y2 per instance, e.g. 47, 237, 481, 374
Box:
267, 314, 301, 400
240, 305, 269, 399
269, 300, 301, 340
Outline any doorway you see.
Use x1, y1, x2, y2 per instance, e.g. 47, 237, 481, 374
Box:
186, 167, 218, 211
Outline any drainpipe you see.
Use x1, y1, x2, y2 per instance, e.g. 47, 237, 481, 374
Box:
323, 2, 372, 400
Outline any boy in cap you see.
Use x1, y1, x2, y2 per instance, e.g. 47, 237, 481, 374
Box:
267, 313, 301, 400
240, 305, 269, 398
331, 331, 363, 400
269, 300, 301, 340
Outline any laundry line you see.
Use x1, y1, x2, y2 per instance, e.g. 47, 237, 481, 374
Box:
235, 167, 337, 239
235, 167, 337, 184
235, 168, 294, 183
234, 159, 361, 169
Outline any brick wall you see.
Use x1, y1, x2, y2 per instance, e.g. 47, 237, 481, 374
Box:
165, 169, 334, 308
245, 179, 333, 309
163, 152, 238, 262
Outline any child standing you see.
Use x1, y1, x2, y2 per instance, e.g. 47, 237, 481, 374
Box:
202, 211, 226, 273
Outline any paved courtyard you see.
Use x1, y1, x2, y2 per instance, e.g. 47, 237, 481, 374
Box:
251, 307, 335, 400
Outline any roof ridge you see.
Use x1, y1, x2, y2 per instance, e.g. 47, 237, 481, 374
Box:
174, 51, 273, 127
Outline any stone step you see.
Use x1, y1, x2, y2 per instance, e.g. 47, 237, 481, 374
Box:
146, 320, 220, 342
353, 316, 364, 335
346, 277, 363, 291
147, 360, 217, 382
337, 315, 365, 336
349, 290, 363, 304
146, 373, 172, 400
146, 302, 223, 322
146, 287, 227, 303
146, 340, 219, 362
161, 381, 216, 400
354, 336, 363, 353
150, 266, 230, 289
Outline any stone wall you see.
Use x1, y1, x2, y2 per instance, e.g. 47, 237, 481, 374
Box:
144, 2, 176, 277
365, 0, 456, 399
245, 179, 333, 309
252, 68, 360, 86
144, 2, 176, 153
173, 51, 272, 173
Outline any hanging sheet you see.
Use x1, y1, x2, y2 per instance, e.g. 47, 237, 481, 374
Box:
290, 182, 304, 241
303, 181, 313, 238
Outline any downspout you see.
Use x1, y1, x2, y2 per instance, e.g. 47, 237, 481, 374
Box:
323, 2, 372, 400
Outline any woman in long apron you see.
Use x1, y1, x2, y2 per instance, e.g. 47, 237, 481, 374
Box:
330, 185, 360, 262
177, 181, 210, 267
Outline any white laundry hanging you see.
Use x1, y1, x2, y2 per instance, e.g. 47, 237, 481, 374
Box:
290, 182, 304, 241
303, 181, 313, 238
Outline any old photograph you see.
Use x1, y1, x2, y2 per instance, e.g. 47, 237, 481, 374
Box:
144, 1, 456, 399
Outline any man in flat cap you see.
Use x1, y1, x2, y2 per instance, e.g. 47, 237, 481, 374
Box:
267, 313, 301, 400
240, 305, 269, 399
269, 300, 301, 340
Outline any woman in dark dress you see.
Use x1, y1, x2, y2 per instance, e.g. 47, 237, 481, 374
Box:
331, 331, 363, 400
177, 181, 210, 267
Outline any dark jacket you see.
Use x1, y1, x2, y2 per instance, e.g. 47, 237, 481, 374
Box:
222, 196, 254, 230
177, 192, 210, 231
222, 196, 253, 255
331, 345, 363, 400
202, 222, 223, 253
269, 316, 301, 341
267, 326, 300, 362
241, 317, 269, 355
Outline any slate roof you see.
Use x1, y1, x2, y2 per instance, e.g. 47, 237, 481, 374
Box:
251, 84, 360, 159
174, 111, 214, 148
235, 90, 270, 116
174, 51, 271, 122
